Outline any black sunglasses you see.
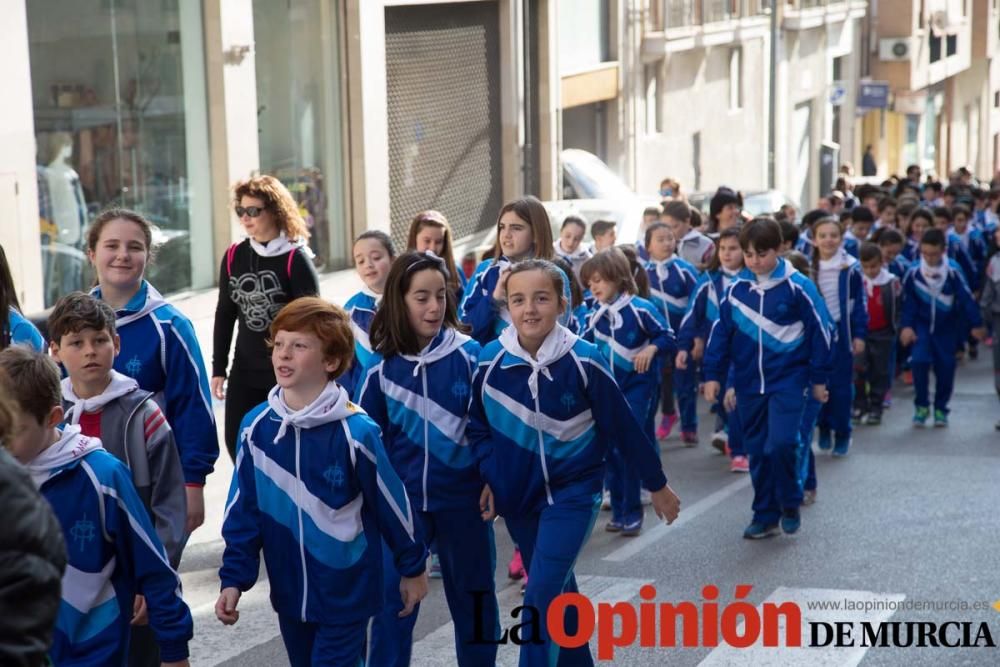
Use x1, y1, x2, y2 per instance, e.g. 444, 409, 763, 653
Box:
235, 206, 265, 218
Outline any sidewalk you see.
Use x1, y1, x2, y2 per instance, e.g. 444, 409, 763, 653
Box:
173, 266, 363, 546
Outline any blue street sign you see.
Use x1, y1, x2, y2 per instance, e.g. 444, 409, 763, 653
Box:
858, 82, 890, 109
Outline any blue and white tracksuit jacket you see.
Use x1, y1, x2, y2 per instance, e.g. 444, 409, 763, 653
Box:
901, 264, 982, 363
887, 255, 912, 280
703, 258, 833, 396
582, 294, 675, 385
341, 288, 380, 398
5, 306, 45, 350
93, 281, 217, 485
458, 256, 575, 345
902, 235, 978, 290
467, 331, 668, 519
816, 253, 868, 437
219, 397, 426, 625
38, 431, 192, 665
356, 330, 499, 666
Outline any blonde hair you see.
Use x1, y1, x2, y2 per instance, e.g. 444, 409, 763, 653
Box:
406, 210, 461, 293
234, 175, 310, 242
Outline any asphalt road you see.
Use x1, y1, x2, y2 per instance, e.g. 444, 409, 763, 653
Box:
180, 352, 1000, 666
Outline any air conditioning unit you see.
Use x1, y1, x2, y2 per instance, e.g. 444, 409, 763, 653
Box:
879, 38, 912, 61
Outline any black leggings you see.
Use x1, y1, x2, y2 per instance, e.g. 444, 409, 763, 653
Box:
224, 378, 272, 461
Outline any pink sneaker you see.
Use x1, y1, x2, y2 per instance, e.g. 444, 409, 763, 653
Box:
656, 413, 678, 440
507, 548, 525, 580
730, 455, 750, 473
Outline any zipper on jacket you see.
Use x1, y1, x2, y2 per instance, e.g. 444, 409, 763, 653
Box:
294, 427, 308, 622
757, 290, 766, 394
420, 367, 430, 513
533, 393, 554, 505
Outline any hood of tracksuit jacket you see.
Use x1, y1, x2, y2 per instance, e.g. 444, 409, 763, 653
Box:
356, 328, 482, 512
818, 248, 868, 345
710, 257, 833, 392
24, 426, 104, 489
647, 255, 698, 329
552, 239, 592, 271
92, 281, 169, 328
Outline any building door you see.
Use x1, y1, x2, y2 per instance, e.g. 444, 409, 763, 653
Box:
384, 2, 503, 247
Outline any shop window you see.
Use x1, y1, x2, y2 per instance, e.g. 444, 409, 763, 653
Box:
930, 34, 942, 62
946, 35, 957, 56
26, 0, 213, 306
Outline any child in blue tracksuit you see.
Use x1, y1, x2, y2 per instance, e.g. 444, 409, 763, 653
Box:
1, 245, 45, 350
216, 297, 428, 666
467, 260, 680, 666
342, 230, 396, 397
703, 219, 832, 539
87, 209, 217, 534
0, 347, 193, 667
644, 222, 700, 444
459, 196, 575, 345
357, 252, 498, 667
900, 229, 986, 427
809, 217, 868, 456
580, 248, 675, 535
676, 228, 748, 471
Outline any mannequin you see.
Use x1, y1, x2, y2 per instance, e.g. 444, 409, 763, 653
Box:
45, 132, 87, 248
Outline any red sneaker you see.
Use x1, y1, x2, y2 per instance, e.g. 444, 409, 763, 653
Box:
507, 548, 525, 580
681, 431, 698, 446
656, 413, 678, 440
902, 370, 913, 386
730, 455, 750, 473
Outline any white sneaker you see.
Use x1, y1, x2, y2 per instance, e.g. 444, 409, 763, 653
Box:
640, 489, 652, 505
711, 431, 728, 453
601, 489, 612, 510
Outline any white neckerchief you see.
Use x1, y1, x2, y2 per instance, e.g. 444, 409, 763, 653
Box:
360, 285, 383, 308
553, 240, 590, 262
498, 323, 577, 399
249, 232, 315, 259
62, 371, 139, 425
267, 381, 361, 444
25, 425, 103, 489
919, 258, 947, 293
862, 268, 895, 298
649, 256, 675, 284
400, 328, 471, 377
721, 268, 740, 291
588, 292, 631, 331
100, 281, 169, 328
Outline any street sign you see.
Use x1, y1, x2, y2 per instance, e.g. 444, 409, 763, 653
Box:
858, 82, 890, 109
830, 81, 847, 107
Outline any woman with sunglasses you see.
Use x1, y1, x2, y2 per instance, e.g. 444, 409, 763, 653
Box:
212, 175, 320, 461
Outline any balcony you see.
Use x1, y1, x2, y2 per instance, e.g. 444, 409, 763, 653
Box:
656, 0, 767, 30
782, 0, 866, 30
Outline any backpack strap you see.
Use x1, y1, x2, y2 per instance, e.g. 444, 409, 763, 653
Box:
286, 247, 296, 279
225, 243, 240, 277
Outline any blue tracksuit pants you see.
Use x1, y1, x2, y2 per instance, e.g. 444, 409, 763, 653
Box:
737, 388, 806, 525
505, 492, 601, 667
911, 328, 959, 412
607, 377, 658, 525
818, 339, 854, 439
278, 616, 366, 667
674, 362, 699, 432
369, 508, 499, 667
799, 396, 822, 491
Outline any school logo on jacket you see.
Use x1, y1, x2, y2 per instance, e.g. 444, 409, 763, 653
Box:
125, 356, 143, 377
69, 514, 96, 551
451, 381, 470, 400
323, 464, 346, 489
560, 392, 576, 410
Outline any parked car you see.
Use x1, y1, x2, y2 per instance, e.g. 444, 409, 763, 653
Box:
454, 149, 660, 272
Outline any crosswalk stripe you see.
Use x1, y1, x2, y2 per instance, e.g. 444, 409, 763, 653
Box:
410, 575, 650, 666
697, 587, 906, 666
603, 476, 752, 562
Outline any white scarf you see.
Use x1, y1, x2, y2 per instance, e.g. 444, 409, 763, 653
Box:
862, 268, 895, 298
588, 292, 631, 331
919, 258, 947, 293
249, 231, 315, 259
62, 371, 140, 425
26, 425, 103, 489
553, 240, 590, 263
95, 281, 169, 328
721, 268, 740, 292
649, 257, 675, 284
359, 285, 383, 308
400, 328, 471, 377
267, 381, 362, 444
498, 323, 577, 399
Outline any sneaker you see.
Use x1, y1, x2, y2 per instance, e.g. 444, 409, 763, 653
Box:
832, 435, 850, 457
743, 522, 780, 539
780, 510, 801, 535
802, 489, 817, 506
817, 428, 833, 450
428, 553, 442, 579
621, 519, 643, 536
851, 407, 865, 424
656, 413, 678, 440
913, 406, 929, 427
864, 412, 882, 426
605, 520, 623, 533
903, 370, 913, 386
730, 455, 750, 473
933, 409, 948, 427
640, 488, 652, 506
601, 489, 611, 511
520, 576, 528, 595
711, 431, 728, 453
883, 391, 892, 409
507, 548, 525, 580
681, 431, 699, 446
